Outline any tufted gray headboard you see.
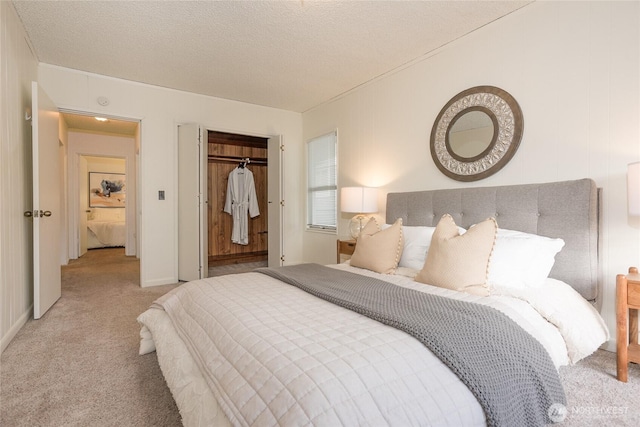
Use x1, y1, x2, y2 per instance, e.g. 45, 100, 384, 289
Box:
386, 179, 599, 301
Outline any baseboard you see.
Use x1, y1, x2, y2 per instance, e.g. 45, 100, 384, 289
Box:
1, 304, 32, 354
140, 277, 178, 288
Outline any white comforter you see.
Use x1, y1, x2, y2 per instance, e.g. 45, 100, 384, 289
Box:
138, 264, 608, 427
87, 220, 125, 246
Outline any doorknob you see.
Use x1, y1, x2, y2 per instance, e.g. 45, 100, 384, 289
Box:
24, 210, 52, 218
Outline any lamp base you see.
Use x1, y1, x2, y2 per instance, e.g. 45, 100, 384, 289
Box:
349, 214, 368, 239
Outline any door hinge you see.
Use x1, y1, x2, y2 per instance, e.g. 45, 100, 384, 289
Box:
280, 144, 284, 152
280, 255, 285, 263
280, 200, 285, 207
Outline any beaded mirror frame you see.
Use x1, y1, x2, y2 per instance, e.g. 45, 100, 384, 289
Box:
430, 86, 524, 182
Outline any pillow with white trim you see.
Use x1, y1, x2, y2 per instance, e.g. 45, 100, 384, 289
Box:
350, 218, 403, 274
415, 214, 496, 296
488, 228, 565, 292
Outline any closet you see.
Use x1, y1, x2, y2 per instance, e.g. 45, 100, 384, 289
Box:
208, 131, 268, 266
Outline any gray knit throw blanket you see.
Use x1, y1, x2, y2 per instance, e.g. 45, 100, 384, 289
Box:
257, 264, 566, 427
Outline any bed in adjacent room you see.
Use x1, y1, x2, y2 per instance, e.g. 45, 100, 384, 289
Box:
137, 178, 608, 426
87, 208, 126, 249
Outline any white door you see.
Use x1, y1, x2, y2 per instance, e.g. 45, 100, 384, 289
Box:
267, 135, 284, 266
79, 156, 89, 256
177, 124, 207, 281
31, 81, 61, 319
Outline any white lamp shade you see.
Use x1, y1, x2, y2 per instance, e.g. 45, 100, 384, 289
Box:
341, 187, 378, 213
629, 162, 640, 216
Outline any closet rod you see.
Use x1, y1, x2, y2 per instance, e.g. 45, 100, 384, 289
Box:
208, 155, 268, 165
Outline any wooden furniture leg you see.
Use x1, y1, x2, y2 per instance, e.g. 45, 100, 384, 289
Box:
617, 273, 629, 382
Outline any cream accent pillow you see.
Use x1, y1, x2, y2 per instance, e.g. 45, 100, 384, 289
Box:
415, 214, 497, 296
350, 218, 403, 274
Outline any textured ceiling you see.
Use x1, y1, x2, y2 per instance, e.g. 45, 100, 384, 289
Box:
13, 0, 530, 113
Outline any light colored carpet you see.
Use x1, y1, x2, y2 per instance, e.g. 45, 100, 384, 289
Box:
2, 249, 640, 426
558, 347, 640, 425
0, 248, 182, 427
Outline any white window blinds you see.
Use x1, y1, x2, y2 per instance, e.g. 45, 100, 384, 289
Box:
307, 132, 337, 231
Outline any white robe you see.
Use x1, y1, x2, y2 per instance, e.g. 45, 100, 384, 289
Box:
223, 167, 260, 245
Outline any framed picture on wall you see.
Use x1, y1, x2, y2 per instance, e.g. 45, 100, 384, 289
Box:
89, 172, 126, 208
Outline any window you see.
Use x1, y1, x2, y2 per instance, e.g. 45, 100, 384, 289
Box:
307, 131, 337, 231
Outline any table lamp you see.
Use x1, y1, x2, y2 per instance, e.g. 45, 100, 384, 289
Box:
341, 187, 378, 239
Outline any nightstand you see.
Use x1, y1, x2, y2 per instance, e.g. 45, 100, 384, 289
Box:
337, 239, 356, 263
616, 266, 640, 382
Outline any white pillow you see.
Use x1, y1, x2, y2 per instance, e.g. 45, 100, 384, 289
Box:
396, 226, 436, 270
488, 228, 565, 292
381, 224, 466, 271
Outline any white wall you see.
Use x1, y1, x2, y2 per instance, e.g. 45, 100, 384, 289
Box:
85, 155, 125, 174
302, 1, 640, 351
39, 65, 303, 287
0, 2, 39, 351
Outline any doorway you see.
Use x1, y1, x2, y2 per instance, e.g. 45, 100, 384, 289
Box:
207, 130, 269, 272
80, 155, 127, 256
62, 113, 139, 276
177, 124, 283, 281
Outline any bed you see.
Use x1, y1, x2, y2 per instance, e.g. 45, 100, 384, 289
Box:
138, 178, 609, 426
87, 208, 126, 249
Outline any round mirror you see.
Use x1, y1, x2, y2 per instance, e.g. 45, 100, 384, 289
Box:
447, 109, 496, 160
430, 86, 523, 182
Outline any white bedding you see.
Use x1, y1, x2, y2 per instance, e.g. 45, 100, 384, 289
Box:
139, 309, 231, 427
138, 264, 608, 427
87, 220, 125, 248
